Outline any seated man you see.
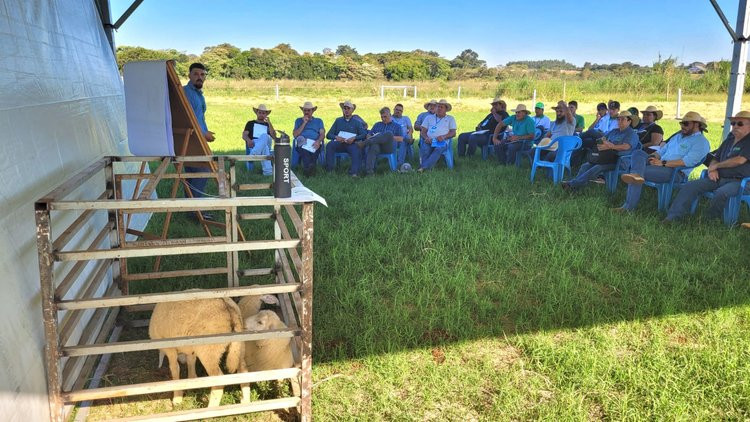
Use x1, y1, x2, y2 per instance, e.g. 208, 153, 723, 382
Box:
665, 111, 750, 222
569, 100, 585, 133
418, 99, 456, 172
540, 100, 577, 161
359, 107, 404, 175
533, 102, 551, 134
616, 111, 710, 212
562, 110, 639, 192
391, 103, 414, 166
414, 99, 437, 146
457, 97, 508, 157
325, 100, 367, 177
292, 101, 325, 177
338, 99, 368, 130
241, 104, 275, 176
577, 101, 619, 165
638, 105, 665, 150
491, 104, 536, 165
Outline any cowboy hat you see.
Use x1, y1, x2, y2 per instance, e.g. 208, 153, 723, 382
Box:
436, 99, 452, 112
424, 99, 438, 110
616, 110, 640, 128
490, 96, 505, 105
731, 110, 750, 120
627, 107, 641, 128
551, 101, 568, 111
253, 104, 271, 114
536, 137, 558, 151
641, 105, 663, 120
680, 111, 708, 131
511, 104, 530, 114
300, 101, 317, 112
339, 100, 357, 111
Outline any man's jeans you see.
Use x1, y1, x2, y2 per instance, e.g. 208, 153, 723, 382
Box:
457, 131, 491, 156
568, 162, 616, 188
325, 139, 362, 175
294, 136, 322, 172
622, 149, 681, 210
363, 132, 395, 174
397, 137, 414, 166
184, 166, 209, 198
248, 133, 273, 175
666, 177, 747, 220
419, 140, 448, 170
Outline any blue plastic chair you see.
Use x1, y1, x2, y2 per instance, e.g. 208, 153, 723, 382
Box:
530, 135, 581, 184
291, 138, 325, 168
418, 138, 455, 169
603, 154, 632, 193
367, 141, 398, 171
643, 166, 694, 211
481, 132, 503, 160
514, 128, 544, 167
690, 171, 750, 225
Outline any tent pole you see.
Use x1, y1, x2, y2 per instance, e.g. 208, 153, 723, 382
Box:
720, 0, 750, 140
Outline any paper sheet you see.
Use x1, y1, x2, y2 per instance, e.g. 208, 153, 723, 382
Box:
123, 61, 175, 156
472, 130, 489, 135
252, 123, 268, 139
301, 138, 317, 153
338, 131, 356, 140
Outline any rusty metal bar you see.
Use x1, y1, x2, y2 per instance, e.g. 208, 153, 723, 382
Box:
300, 202, 314, 421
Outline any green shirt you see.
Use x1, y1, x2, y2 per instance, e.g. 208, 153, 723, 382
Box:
574, 114, 585, 131
502, 115, 536, 137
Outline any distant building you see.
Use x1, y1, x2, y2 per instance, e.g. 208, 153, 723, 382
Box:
688, 62, 707, 74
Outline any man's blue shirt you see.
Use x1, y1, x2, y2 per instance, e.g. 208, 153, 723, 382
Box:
183, 82, 208, 133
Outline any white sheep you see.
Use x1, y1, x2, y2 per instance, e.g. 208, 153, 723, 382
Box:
237, 290, 279, 320
244, 310, 299, 396
149, 296, 248, 407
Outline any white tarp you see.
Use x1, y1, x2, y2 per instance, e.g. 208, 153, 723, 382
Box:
123, 60, 175, 156
0, 1, 147, 420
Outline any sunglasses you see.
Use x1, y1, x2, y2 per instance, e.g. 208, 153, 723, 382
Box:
731, 121, 745, 127
679, 121, 692, 126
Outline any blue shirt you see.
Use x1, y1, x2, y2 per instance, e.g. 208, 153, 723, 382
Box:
183, 82, 208, 133
502, 115, 536, 137
326, 116, 367, 141
604, 126, 639, 156
294, 117, 325, 140
657, 131, 710, 178
370, 120, 403, 138
533, 115, 551, 132
415, 111, 434, 128
391, 115, 412, 138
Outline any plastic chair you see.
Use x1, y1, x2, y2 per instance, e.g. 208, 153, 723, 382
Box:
418, 138, 454, 169
690, 170, 750, 225
603, 154, 632, 193
514, 128, 544, 167
530, 135, 581, 184
368, 141, 398, 171
642, 166, 694, 211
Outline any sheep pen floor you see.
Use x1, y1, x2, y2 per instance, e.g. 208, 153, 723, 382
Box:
82, 145, 750, 420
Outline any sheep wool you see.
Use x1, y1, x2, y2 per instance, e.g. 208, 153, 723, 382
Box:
149, 296, 247, 406
237, 290, 280, 320
244, 310, 299, 396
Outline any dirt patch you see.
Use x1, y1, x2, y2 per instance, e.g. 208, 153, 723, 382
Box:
431, 348, 446, 365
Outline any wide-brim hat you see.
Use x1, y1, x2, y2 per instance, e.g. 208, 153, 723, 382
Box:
616, 110, 640, 128
680, 111, 708, 131
339, 100, 357, 111
551, 101, 567, 111
642, 105, 663, 120
424, 99, 438, 110
253, 104, 271, 114
300, 101, 317, 112
436, 99, 452, 112
536, 137, 558, 151
490, 96, 504, 105
731, 110, 750, 120
511, 104, 530, 114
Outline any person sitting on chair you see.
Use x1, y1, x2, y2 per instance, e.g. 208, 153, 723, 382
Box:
292, 101, 325, 177
615, 111, 710, 212
562, 110, 639, 192
539, 100, 577, 162
492, 104, 536, 165
576, 101, 620, 166
241, 104, 275, 176
457, 97, 508, 157
533, 102, 551, 134
637, 105, 665, 150
569, 100, 585, 133
338, 99, 368, 130
418, 99, 456, 172
359, 107, 404, 176
325, 100, 368, 177
665, 111, 750, 222
414, 99, 437, 144
391, 103, 414, 166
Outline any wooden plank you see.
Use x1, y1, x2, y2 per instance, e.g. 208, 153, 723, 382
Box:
124, 228, 160, 240
276, 213, 304, 273
58, 263, 116, 346
116, 172, 216, 180
238, 212, 274, 221
177, 154, 271, 162
50, 196, 299, 211
284, 204, 303, 236
56, 239, 300, 261
228, 160, 240, 287
52, 190, 111, 251
237, 267, 274, 277
62, 328, 300, 357
300, 203, 315, 422
136, 157, 170, 200
37, 158, 109, 203
237, 183, 273, 191
55, 222, 112, 299
112, 398, 300, 421
126, 236, 226, 248
124, 267, 227, 282
63, 368, 300, 401
57, 282, 301, 311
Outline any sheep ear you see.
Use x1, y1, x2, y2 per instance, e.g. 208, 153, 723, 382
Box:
260, 294, 279, 305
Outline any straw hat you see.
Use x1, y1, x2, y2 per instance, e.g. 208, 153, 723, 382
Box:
339, 100, 357, 111
253, 104, 271, 114
731, 110, 750, 120
551, 101, 568, 111
616, 110, 640, 128
536, 137, 558, 151
436, 99, 452, 112
490, 96, 504, 105
300, 101, 317, 112
424, 99, 438, 110
641, 105, 663, 120
680, 111, 708, 131
511, 104, 530, 114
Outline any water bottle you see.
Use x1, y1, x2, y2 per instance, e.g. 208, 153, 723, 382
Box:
273, 131, 292, 198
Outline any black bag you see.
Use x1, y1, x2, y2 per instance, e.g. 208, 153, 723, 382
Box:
586, 148, 620, 165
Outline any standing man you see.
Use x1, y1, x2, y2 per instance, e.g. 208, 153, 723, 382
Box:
418, 99, 457, 172
616, 111, 709, 213
325, 100, 368, 177
293, 101, 325, 177
360, 107, 404, 176
241, 104, 275, 176
457, 97, 508, 157
391, 103, 414, 166
533, 102, 551, 134
568, 100, 585, 133
183, 63, 215, 220
492, 104, 536, 165
665, 111, 750, 222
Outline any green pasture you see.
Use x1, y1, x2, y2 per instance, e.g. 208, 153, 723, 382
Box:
88, 94, 750, 421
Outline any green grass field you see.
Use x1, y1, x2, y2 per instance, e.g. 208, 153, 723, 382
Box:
87, 91, 750, 421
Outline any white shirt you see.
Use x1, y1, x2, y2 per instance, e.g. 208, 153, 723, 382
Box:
421, 114, 457, 139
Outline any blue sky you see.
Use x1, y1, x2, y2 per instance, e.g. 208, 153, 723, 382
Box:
110, 0, 743, 67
